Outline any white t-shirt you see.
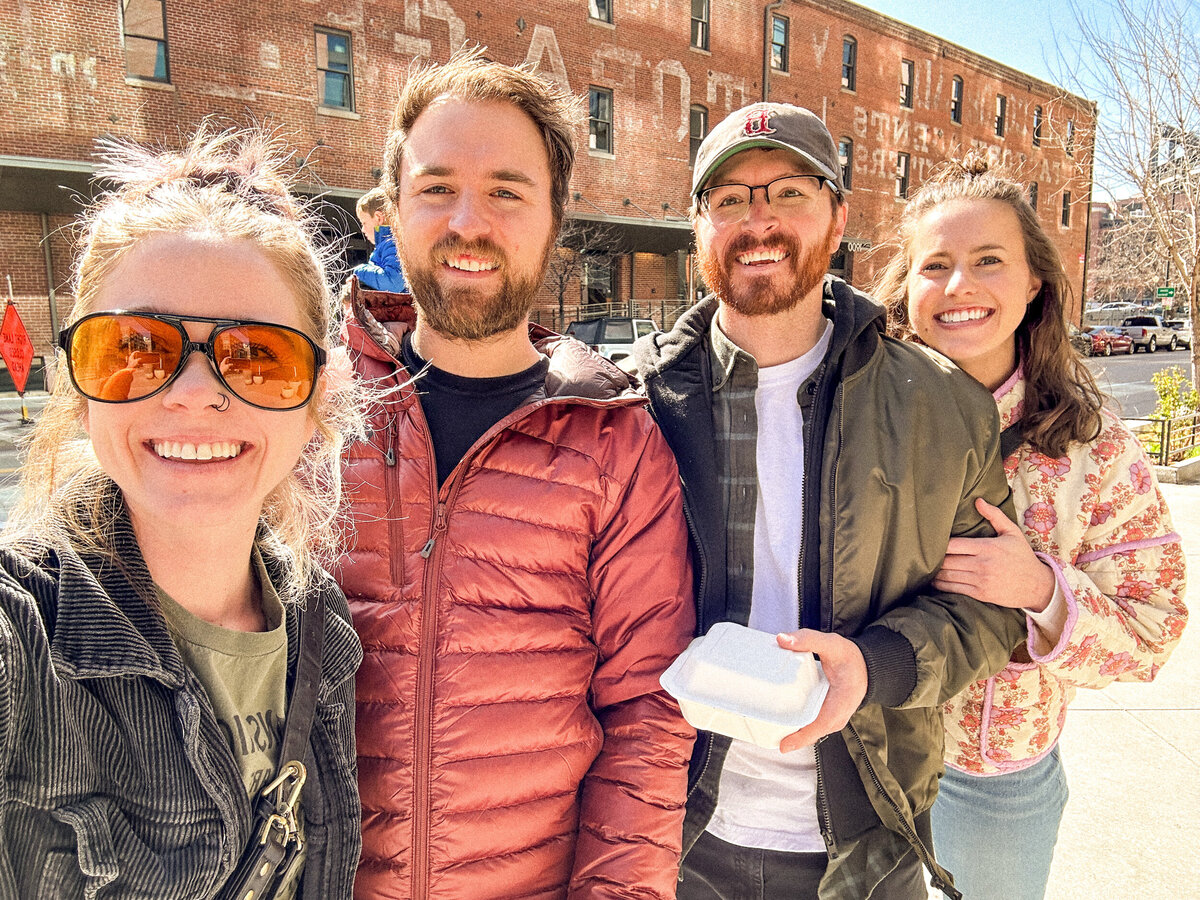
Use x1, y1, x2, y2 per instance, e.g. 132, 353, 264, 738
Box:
706, 320, 832, 853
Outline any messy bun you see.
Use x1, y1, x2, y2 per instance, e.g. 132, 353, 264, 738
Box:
9, 123, 364, 601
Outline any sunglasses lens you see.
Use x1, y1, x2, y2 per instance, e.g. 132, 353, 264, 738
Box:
213, 325, 318, 410
68, 314, 183, 402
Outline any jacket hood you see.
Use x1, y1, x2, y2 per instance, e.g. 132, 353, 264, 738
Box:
632, 275, 887, 377
345, 278, 642, 404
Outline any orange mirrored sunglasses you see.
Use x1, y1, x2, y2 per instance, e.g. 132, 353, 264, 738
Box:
58, 311, 326, 411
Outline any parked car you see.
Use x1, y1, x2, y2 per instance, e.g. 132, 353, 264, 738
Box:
565, 316, 657, 362
1085, 325, 1134, 356
1067, 324, 1094, 356
1165, 319, 1192, 350
1120, 315, 1178, 352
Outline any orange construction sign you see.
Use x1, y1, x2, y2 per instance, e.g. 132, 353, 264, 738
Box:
1, 302, 36, 394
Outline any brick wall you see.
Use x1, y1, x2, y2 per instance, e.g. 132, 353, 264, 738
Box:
1, 0, 1093, 344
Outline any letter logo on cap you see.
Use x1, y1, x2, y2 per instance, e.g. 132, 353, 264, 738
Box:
743, 105, 776, 136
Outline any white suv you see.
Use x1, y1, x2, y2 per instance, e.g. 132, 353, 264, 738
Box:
565, 316, 657, 362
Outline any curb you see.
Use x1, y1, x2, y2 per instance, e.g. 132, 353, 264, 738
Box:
1154, 456, 1200, 485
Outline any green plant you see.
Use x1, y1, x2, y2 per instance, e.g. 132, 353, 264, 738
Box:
1151, 367, 1200, 419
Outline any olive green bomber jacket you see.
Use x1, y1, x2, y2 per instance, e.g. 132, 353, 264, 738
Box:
632, 279, 1027, 899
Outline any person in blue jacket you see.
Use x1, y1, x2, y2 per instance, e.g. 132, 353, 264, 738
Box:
354, 186, 408, 293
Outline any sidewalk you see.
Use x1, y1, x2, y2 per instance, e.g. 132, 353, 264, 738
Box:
1047, 479, 1199, 900
0, 392, 1195, 895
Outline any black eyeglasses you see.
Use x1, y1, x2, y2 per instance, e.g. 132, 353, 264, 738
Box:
58, 311, 327, 411
697, 174, 840, 225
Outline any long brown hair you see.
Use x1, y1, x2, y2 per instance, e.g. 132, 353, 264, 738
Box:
875, 152, 1103, 458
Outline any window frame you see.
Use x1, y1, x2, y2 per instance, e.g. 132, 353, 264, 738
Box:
121, 0, 171, 83
1066, 119, 1076, 157
689, 104, 708, 166
995, 94, 1007, 138
1061, 190, 1072, 227
841, 36, 857, 91
900, 59, 914, 109
315, 26, 354, 111
950, 76, 963, 124
588, 0, 613, 24
1033, 106, 1043, 147
589, 86, 615, 154
1029, 181, 1039, 210
838, 137, 853, 191
770, 14, 789, 73
691, 0, 710, 51
896, 152, 910, 199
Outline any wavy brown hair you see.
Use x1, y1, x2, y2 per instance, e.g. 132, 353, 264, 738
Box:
381, 46, 579, 235
875, 152, 1103, 459
5, 124, 365, 602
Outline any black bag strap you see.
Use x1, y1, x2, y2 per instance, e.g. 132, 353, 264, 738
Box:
999, 423, 1026, 459
279, 588, 326, 768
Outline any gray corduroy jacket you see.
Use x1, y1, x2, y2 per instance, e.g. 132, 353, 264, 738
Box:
0, 490, 362, 899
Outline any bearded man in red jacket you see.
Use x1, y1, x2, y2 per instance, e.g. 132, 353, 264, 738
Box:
336, 49, 697, 900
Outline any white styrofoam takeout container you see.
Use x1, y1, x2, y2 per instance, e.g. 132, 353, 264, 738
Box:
659, 621, 829, 750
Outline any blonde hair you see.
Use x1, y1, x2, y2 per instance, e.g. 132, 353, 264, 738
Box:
7, 124, 365, 601
356, 185, 389, 218
875, 151, 1102, 458
382, 46, 578, 233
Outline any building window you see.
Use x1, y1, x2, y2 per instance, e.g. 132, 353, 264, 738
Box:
584, 254, 614, 305
995, 94, 1007, 137
588, 0, 612, 23
1029, 181, 1039, 210
691, 0, 710, 50
1033, 106, 1043, 147
951, 76, 963, 124
842, 36, 857, 91
1067, 119, 1076, 156
900, 59, 914, 108
1061, 191, 1071, 226
771, 15, 789, 72
315, 28, 353, 110
896, 152, 910, 199
122, 0, 170, 82
689, 105, 708, 165
589, 87, 614, 153
838, 137, 853, 191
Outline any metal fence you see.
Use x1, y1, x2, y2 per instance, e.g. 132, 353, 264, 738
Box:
1126, 413, 1200, 465
529, 298, 693, 333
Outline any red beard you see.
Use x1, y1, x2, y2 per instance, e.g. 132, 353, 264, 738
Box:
698, 221, 836, 316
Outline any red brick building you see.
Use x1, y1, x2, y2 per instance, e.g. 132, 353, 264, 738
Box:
0, 0, 1093, 383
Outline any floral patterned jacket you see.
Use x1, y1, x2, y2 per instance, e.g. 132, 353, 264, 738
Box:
943, 369, 1188, 775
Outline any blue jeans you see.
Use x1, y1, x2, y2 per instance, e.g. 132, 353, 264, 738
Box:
931, 746, 1069, 900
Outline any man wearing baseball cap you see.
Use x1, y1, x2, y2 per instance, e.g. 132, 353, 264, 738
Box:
632, 103, 1025, 899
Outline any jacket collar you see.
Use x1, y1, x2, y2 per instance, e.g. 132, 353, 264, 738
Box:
34, 488, 189, 686
345, 278, 643, 405
634, 276, 886, 379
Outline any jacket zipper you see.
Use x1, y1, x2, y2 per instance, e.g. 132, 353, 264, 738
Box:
412, 395, 447, 900
846, 722, 960, 900
384, 417, 404, 586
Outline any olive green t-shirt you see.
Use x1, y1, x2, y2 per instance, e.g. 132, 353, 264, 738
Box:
157, 551, 305, 898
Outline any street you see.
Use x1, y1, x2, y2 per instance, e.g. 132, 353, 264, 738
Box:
1085, 346, 1197, 418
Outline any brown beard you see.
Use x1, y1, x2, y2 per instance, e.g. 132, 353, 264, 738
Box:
698, 221, 836, 316
400, 235, 551, 341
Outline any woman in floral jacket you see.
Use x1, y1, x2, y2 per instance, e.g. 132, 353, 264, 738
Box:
877, 154, 1188, 900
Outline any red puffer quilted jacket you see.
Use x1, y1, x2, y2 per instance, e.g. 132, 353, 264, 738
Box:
337, 289, 696, 900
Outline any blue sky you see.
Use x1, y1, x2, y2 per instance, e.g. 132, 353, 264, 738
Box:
851, 0, 1093, 90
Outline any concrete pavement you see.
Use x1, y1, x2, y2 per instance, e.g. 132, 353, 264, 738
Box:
0, 391, 1195, 896
1048, 479, 1199, 900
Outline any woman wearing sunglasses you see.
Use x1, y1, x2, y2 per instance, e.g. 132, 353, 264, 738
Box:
0, 128, 364, 899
